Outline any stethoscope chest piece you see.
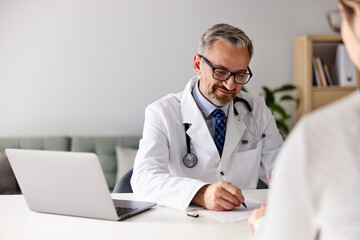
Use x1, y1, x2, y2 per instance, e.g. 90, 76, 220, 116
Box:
183, 153, 198, 168
183, 123, 198, 168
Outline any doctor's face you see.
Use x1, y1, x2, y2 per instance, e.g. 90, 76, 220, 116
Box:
193, 41, 250, 107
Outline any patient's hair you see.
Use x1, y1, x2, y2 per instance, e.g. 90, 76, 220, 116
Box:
341, 0, 359, 23
198, 23, 253, 59
342, 0, 360, 14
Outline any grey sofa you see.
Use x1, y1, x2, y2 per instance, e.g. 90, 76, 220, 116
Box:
0, 136, 141, 194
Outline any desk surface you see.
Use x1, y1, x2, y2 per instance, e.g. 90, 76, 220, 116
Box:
0, 189, 267, 240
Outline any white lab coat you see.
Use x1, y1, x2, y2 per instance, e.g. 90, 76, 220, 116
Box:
131, 76, 283, 210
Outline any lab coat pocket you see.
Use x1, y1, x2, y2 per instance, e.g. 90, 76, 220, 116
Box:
232, 143, 262, 188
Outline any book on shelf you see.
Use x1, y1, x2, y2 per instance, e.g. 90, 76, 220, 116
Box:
316, 57, 328, 87
323, 63, 334, 85
312, 57, 321, 87
312, 57, 334, 87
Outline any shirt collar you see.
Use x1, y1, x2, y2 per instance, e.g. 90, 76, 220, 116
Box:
192, 79, 230, 119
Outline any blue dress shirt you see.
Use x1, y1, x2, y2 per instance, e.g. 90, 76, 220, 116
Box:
191, 80, 229, 140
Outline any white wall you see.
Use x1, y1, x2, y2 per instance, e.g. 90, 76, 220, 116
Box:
0, 0, 338, 136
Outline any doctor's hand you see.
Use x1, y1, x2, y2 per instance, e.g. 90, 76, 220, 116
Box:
191, 181, 245, 211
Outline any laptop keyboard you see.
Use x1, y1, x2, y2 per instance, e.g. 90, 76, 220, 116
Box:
115, 207, 137, 216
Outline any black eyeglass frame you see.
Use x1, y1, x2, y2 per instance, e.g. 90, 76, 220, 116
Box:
199, 54, 253, 85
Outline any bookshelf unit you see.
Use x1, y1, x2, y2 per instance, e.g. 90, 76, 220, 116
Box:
293, 35, 360, 123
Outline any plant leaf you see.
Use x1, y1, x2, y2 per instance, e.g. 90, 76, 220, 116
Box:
275, 120, 289, 135
268, 103, 287, 118
273, 84, 296, 93
262, 86, 274, 104
247, 83, 300, 139
280, 114, 291, 121
280, 95, 295, 101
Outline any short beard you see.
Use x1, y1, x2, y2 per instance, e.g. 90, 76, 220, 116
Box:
206, 86, 235, 107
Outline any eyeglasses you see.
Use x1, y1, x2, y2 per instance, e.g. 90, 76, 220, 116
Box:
327, 0, 358, 32
199, 55, 253, 85
327, 9, 341, 33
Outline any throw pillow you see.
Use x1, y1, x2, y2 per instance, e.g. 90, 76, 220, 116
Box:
115, 146, 138, 183
0, 152, 19, 194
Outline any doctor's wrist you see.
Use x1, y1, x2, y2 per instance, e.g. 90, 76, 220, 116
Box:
191, 184, 210, 207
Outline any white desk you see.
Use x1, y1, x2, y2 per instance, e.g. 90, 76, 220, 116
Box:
0, 189, 267, 240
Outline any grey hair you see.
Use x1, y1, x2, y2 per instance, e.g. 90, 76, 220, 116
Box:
198, 23, 253, 59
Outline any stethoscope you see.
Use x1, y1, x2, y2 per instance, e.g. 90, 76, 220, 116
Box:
182, 97, 266, 168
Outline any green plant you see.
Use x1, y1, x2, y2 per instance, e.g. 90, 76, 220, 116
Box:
243, 84, 299, 139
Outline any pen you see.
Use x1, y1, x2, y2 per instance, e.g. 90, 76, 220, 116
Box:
187, 211, 199, 218
224, 179, 247, 208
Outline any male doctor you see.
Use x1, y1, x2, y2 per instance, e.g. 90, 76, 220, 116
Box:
131, 23, 283, 211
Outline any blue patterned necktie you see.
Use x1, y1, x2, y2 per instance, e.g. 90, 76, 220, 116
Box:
212, 109, 226, 157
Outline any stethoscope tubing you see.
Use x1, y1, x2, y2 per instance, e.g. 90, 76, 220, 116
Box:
237, 112, 261, 142
183, 97, 265, 168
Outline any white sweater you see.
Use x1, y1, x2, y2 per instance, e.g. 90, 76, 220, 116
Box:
254, 92, 360, 240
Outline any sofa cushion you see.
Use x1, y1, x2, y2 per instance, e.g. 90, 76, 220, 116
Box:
0, 137, 71, 152
115, 146, 137, 183
0, 152, 18, 194
70, 136, 141, 190
0, 137, 71, 194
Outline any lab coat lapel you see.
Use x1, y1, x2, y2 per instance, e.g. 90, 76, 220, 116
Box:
221, 100, 247, 162
187, 113, 219, 163
180, 77, 219, 163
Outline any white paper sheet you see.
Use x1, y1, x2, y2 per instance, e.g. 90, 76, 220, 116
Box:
198, 197, 263, 223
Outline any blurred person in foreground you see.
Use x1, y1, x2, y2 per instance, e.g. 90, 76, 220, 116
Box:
248, 1, 360, 239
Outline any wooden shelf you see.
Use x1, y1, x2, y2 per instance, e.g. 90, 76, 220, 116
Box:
312, 86, 357, 91
293, 35, 360, 123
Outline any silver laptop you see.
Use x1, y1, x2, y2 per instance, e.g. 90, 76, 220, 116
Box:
5, 149, 156, 221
